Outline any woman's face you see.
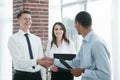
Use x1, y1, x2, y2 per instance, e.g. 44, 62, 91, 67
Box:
54, 24, 64, 39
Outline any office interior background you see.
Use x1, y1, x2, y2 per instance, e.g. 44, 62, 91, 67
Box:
0, 0, 120, 80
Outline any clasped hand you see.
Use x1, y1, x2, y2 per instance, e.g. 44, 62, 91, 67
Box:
37, 57, 84, 77
69, 68, 84, 77
37, 57, 53, 68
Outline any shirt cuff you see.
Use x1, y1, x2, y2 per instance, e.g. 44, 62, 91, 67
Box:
54, 58, 59, 65
32, 59, 37, 66
82, 69, 91, 77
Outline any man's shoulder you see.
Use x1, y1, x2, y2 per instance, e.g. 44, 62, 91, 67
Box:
8, 32, 21, 43
31, 33, 39, 37
90, 34, 107, 48
31, 33, 41, 40
10, 31, 19, 38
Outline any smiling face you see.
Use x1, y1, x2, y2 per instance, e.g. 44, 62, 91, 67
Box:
18, 13, 32, 32
54, 24, 64, 39
51, 22, 69, 47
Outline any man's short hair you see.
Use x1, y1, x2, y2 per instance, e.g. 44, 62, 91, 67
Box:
75, 11, 92, 28
17, 9, 31, 19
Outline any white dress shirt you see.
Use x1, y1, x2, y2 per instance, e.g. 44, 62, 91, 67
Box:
8, 29, 46, 80
45, 40, 76, 58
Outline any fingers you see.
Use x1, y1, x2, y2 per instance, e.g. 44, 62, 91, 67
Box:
49, 65, 58, 72
69, 68, 84, 77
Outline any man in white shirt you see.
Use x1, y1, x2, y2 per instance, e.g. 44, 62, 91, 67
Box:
8, 10, 52, 80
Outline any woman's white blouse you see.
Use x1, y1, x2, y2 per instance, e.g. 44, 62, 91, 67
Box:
45, 40, 76, 58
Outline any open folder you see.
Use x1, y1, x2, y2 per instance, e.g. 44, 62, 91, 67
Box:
54, 53, 76, 72
54, 53, 76, 60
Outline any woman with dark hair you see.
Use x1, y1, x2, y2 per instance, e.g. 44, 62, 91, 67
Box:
45, 22, 76, 80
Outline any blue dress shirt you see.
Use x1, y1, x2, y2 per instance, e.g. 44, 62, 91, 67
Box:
54, 30, 111, 80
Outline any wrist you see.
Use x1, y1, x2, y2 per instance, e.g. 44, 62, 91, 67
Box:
36, 59, 39, 65
37, 59, 41, 65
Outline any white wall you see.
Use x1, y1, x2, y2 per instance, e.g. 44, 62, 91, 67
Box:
0, 0, 13, 80
111, 0, 120, 80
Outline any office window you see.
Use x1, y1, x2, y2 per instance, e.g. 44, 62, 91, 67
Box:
62, 0, 79, 4
87, 0, 112, 50
61, 0, 112, 55
61, 1, 85, 52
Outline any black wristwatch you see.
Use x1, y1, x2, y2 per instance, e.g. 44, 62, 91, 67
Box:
83, 69, 85, 73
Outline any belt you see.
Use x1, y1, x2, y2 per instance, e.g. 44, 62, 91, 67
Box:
15, 70, 40, 75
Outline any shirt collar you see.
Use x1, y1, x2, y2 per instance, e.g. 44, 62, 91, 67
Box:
52, 39, 66, 47
18, 29, 32, 36
82, 30, 94, 43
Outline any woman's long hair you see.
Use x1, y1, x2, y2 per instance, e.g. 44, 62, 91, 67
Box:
51, 22, 70, 48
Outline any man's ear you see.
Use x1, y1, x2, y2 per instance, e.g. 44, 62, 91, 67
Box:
76, 21, 80, 26
76, 21, 81, 26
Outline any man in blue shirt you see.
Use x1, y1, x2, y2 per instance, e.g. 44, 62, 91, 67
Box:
53, 11, 111, 80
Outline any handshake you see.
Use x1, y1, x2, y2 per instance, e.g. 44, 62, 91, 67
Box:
37, 57, 54, 68
37, 57, 84, 77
